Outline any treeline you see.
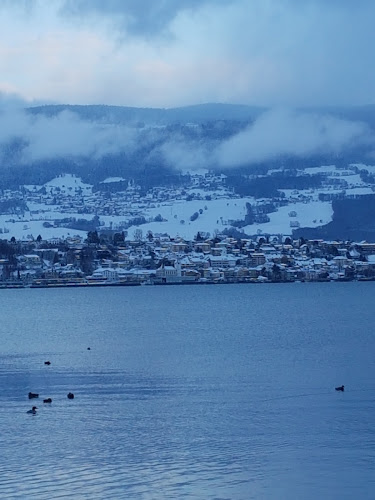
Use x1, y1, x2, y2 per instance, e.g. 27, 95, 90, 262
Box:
0, 199, 28, 213
226, 173, 323, 198
294, 195, 375, 241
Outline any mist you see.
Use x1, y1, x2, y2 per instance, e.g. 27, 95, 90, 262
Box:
0, 105, 373, 174
0, 108, 139, 164
215, 108, 374, 168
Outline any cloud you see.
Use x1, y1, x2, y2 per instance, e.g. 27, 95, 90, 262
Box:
0, 1, 375, 107
144, 108, 375, 172
0, 105, 373, 172
216, 108, 374, 167
59, 0, 225, 38
159, 134, 212, 172
0, 109, 138, 163
0, 90, 34, 109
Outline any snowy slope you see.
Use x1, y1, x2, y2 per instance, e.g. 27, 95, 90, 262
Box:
3, 166, 375, 240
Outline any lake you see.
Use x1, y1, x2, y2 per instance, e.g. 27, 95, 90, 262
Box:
0, 283, 374, 499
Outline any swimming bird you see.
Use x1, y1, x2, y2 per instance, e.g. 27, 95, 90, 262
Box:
67, 392, 74, 399
43, 398, 52, 403
27, 406, 38, 414
44, 361, 51, 365
28, 392, 39, 399
87, 347, 91, 350
335, 385, 344, 392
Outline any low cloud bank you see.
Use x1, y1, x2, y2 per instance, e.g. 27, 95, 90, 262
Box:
215, 108, 374, 168
0, 106, 373, 171
0, 109, 138, 163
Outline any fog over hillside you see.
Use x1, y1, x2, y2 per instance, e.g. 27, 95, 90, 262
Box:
0, 103, 374, 187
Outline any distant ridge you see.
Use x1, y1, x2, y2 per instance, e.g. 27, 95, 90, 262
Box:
26, 103, 266, 125
25, 102, 375, 129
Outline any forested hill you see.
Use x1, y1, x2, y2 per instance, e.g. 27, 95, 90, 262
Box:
26, 103, 265, 125
293, 195, 375, 241
1, 102, 375, 192
26, 102, 375, 127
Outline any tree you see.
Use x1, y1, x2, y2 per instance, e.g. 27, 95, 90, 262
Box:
284, 236, 292, 246
271, 263, 282, 281
113, 232, 125, 245
80, 247, 94, 275
87, 230, 100, 244
244, 202, 254, 225
133, 228, 143, 241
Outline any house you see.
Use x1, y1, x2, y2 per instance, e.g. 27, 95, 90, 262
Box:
155, 263, 182, 283
248, 253, 266, 267
209, 255, 237, 269
171, 240, 187, 252
182, 269, 200, 282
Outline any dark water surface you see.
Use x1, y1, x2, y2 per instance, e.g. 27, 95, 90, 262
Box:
0, 283, 374, 499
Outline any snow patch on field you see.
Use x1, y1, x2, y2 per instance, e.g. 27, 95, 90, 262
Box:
128, 198, 254, 239
243, 201, 333, 236
101, 177, 126, 184
44, 174, 92, 194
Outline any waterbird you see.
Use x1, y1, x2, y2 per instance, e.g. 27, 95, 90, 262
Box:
87, 347, 91, 350
335, 385, 345, 392
44, 361, 51, 365
43, 398, 52, 403
27, 406, 38, 414
67, 392, 74, 399
28, 392, 39, 399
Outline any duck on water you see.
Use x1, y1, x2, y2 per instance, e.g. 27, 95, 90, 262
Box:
27, 406, 38, 414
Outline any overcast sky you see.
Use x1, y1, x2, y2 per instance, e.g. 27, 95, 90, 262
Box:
1, 0, 375, 108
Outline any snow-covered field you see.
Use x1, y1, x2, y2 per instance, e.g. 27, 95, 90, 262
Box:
127, 198, 253, 240
243, 201, 333, 235
0, 216, 88, 240
0, 196, 334, 240
2, 165, 375, 241
25, 174, 93, 195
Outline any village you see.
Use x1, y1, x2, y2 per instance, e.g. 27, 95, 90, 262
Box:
0, 164, 374, 287
0, 163, 374, 243
1, 231, 375, 288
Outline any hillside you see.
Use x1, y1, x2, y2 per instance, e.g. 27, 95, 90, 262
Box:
26, 103, 265, 125
0, 103, 375, 241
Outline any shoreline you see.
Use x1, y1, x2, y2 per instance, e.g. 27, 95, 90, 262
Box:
1, 277, 375, 289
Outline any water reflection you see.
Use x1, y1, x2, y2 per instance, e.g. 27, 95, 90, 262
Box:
0, 284, 375, 498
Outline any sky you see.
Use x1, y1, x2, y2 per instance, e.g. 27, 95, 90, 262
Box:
1, 0, 375, 109
1, 0, 375, 170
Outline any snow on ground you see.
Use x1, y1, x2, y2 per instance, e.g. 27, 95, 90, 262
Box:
44, 174, 92, 194
185, 187, 230, 197
128, 198, 253, 239
5, 166, 375, 240
0, 181, 336, 240
304, 165, 337, 175
243, 201, 333, 236
345, 187, 374, 195
180, 168, 209, 176
2, 195, 256, 240
127, 198, 333, 238
101, 177, 126, 183
339, 173, 363, 185
0, 214, 87, 240
350, 163, 375, 173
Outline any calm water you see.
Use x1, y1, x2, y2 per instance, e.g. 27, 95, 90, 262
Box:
0, 283, 374, 499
